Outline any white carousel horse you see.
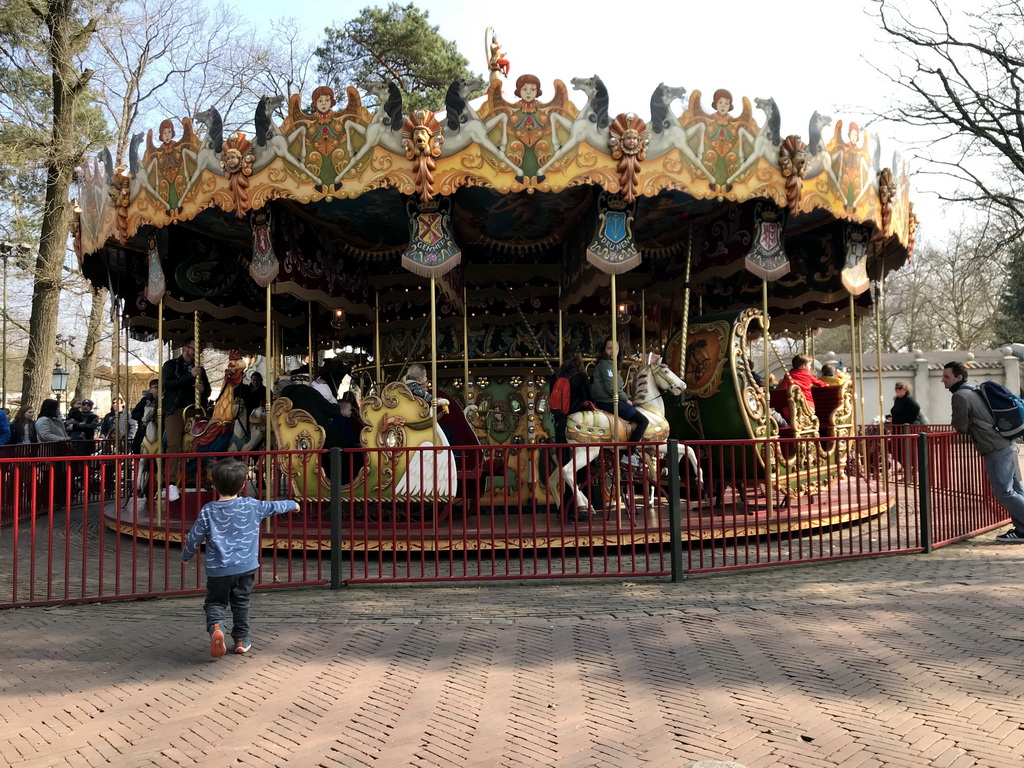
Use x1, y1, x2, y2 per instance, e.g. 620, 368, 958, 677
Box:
180, 106, 224, 202
132, 401, 160, 498
128, 131, 162, 204
333, 80, 406, 184
804, 110, 840, 188
439, 76, 523, 175
645, 83, 704, 166
538, 75, 612, 177
228, 404, 265, 453
251, 94, 312, 178
547, 362, 697, 514
727, 97, 782, 184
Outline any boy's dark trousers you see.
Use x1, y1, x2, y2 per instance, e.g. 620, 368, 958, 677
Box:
204, 569, 257, 639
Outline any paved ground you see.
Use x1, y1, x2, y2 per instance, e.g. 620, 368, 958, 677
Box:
3, 528, 1024, 767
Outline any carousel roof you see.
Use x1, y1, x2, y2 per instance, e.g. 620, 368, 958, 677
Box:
75, 70, 916, 354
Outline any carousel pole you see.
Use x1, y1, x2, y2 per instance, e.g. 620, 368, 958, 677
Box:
463, 285, 469, 402
558, 286, 564, 366
430, 277, 439, 437
874, 276, 889, 483
679, 226, 693, 374
849, 294, 861, 442
307, 301, 314, 383
112, 298, 121, 451
156, 298, 165, 525
374, 290, 382, 389
762, 279, 775, 521
641, 290, 646, 361
193, 310, 201, 412
265, 284, 273, 499
610, 271, 621, 464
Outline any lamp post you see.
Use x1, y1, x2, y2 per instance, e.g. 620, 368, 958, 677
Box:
51, 365, 69, 405
53, 333, 74, 406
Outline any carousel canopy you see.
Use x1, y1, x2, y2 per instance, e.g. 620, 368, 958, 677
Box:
76, 71, 915, 358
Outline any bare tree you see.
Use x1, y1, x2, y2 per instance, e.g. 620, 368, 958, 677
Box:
875, 0, 1024, 238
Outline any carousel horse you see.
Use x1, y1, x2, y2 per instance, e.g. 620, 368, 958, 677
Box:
547, 361, 697, 514
180, 106, 224, 202
130, 401, 161, 499
228, 404, 266, 453
333, 80, 406, 184
439, 76, 523, 175
271, 380, 456, 508
538, 75, 611, 177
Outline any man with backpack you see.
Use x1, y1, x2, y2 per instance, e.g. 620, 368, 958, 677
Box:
942, 361, 1024, 543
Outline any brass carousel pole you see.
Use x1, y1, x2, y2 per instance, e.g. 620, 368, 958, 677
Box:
849, 294, 861, 469
641, 290, 646, 361
374, 290, 382, 389
558, 286, 564, 366
463, 285, 469, 402
193, 311, 201, 412
265, 284, 273, 498
762, 279, 775, 521
156, 298, 165, 524
307, 301, 314, 385
874, 276, 889, 484
610, 271, 621, 467
113, 298, 121, 451
679, 227, 693, 374
430, 277, 439, 438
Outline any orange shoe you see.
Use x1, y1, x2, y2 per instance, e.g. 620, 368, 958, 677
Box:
210, 624, 226, 658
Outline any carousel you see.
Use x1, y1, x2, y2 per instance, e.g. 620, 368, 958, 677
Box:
74, 33, 916, 550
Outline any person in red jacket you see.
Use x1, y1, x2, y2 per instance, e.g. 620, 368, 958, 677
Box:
779, 354, 827, 413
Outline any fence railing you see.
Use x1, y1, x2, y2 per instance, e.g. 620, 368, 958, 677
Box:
0, 428, 1008, 607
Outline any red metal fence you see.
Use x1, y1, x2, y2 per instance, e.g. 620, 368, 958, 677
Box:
0, 430, 1009, 607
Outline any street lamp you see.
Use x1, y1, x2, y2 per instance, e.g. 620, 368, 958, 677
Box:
51, 365, 69, 404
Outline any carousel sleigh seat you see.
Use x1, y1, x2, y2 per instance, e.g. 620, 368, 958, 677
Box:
270, 382, 458, 521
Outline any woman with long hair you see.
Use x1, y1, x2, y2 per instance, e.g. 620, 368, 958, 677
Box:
591, 337, 648, 464
35, 399, 68, 443
8, 403, 37, 444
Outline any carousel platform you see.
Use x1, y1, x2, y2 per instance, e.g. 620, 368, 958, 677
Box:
101, 476, 896, 551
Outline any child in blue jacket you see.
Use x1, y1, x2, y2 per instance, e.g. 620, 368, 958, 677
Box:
181, 459, 299, 657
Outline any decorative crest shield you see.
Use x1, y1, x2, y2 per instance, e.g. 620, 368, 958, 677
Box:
743, 203, 789, 280
402, 197, 461, 278
587, 192, 641, 274
841, 224, 870, 296
250, 210, 279, 287
145, 234, 166, 304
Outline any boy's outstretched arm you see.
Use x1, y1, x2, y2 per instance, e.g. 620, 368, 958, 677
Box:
259, 499, 301, 520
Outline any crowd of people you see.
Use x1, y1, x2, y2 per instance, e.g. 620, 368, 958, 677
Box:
0, 395, 147, 449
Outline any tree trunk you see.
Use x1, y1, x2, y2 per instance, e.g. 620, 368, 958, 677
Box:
74, 287, 108, 400
20, 1, 96, 410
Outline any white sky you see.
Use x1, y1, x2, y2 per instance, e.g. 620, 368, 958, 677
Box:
233, 0, 963, 244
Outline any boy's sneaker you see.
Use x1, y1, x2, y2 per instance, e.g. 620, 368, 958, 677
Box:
162, 484, 180, 502
210, 624, 226, 657
235, 637, 252, 654
994, 530, 1024, 544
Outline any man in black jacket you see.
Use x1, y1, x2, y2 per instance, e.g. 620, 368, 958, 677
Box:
161, 339, 211, 500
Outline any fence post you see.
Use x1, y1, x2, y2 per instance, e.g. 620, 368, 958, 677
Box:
667, 439, 684, 582
330, 448, 343, 589
917, 432, 932, 554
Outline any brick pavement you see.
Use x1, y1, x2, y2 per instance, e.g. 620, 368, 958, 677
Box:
3, 530, 1024, 767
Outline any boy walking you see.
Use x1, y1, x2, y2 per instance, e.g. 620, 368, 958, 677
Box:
180, 459, 299, 656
